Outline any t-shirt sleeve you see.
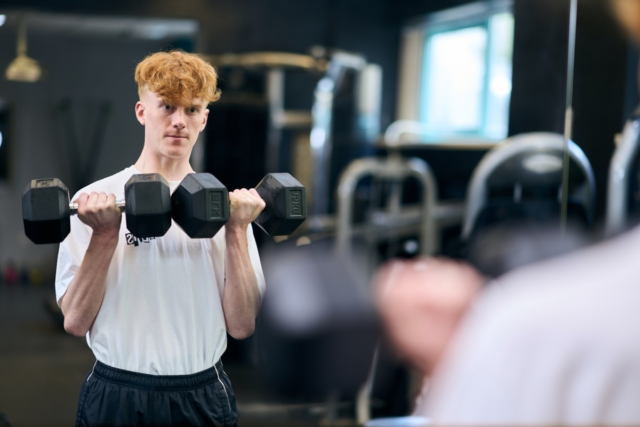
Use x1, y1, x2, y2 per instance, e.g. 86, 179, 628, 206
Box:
247, 224, 266, 299
55, 213, 92, 307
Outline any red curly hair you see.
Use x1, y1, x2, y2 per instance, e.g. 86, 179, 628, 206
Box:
135, 50, 221, 105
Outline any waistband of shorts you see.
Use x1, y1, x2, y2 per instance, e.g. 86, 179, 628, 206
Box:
92, 360, 225, 391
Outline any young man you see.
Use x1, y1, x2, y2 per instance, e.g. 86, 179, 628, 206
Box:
55, 50, 265, 426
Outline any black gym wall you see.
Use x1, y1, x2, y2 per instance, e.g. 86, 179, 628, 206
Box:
0, 28, 170, 278
509, 0, 629, 222
1, 0, 403, 130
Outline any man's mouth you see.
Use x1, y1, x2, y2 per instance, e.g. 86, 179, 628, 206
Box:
167, 135, 187, 139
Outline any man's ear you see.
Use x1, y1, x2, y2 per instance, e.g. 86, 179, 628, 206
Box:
135, 101, 146, 126
200, 108, 209, 132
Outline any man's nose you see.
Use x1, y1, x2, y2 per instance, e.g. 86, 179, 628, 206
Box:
172, 109, 186, 128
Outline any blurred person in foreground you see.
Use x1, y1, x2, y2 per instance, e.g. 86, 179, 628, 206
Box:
375, 2, 640, 424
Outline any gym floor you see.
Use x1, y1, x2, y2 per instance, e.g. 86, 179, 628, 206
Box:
0, 284, 344, 427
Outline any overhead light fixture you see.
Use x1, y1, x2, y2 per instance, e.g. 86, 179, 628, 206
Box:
6, 14, 42, 83
0, 15, 6, 27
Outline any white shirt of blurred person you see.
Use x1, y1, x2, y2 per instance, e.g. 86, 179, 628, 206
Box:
375, 2, 640, 422
378, 233, 640, 425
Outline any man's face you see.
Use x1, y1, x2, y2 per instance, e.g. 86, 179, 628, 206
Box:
135, 89, 209, 160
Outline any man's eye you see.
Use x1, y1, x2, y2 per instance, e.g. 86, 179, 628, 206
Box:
163, 105, 172, 110
189, 108, 196, 113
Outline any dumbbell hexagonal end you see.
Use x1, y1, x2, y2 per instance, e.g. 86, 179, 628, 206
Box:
171, 173, 229, 238
22, 178, 71, 244
255, 173, 307, 236
125, 173, 172, 238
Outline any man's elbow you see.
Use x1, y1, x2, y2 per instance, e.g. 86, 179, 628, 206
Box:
63, 316, 89, 338
228, 321, 255, 340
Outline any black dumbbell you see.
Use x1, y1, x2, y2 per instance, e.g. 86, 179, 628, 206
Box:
171, 173, 307, 238
22, 174, 172, 244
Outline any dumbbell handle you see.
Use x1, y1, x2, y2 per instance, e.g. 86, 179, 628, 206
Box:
69, 200, 126, 215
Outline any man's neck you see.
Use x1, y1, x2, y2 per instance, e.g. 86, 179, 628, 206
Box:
134, 148, 194, 182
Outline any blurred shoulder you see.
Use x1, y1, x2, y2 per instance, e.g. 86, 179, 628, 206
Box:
491, 225, 640, 308
457, 224, 640, 353
425, 227, 640, 424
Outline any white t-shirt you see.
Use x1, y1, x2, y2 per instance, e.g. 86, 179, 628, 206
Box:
417, 225, 640, 425
55, 166, 266, 375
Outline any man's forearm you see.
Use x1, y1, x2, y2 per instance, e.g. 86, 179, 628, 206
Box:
60, 233, 118, 337
223, 226, 261, 340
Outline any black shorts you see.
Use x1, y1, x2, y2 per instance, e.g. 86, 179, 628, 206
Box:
75, 360, 238, 427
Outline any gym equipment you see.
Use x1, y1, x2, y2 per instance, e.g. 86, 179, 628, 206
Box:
606, 106, 640, 236
206, 49, 382, 218
336, 152, 438, 258
462, 132, 595, 277
171, 172, 307, 238
254, 173, 307, 235
170, 173, 229, 238
0, 412, 11, 427
463, 132, 595, 240
22, 174, 171, 244
258, 239, 378, 398
336, 154, 439, 424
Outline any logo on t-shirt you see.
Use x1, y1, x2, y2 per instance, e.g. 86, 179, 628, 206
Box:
125, 233, 155, 247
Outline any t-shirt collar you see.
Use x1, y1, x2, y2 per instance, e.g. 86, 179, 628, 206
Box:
130, 165, 181, 191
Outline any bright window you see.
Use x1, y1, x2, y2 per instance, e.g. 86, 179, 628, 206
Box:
417, 7, 514, 142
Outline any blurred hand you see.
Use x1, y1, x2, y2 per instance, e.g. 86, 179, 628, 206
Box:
227, 188, 266, 231
76, 192, 121, 238
612, 0, 640, 44
374, 257, 483, 374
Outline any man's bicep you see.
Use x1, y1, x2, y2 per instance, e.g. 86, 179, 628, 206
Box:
56, 247, 79, 307
55, 216, 91, 307
247, 224, 266, 299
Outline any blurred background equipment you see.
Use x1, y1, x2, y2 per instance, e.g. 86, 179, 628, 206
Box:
258, 240, 378, 401
5, 14, 42, 83
205, 49, 382, 223
3, 260, 17, 285
55, 98, 112, 190
606, 105, 640, 237
462, 132, 596, 237
461, 132, 595, 277
0, 412, 12, 427
336, 153, 437, 259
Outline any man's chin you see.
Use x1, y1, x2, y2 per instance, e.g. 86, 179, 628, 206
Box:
161, 148, 190, 160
